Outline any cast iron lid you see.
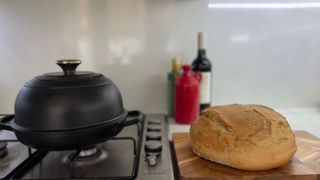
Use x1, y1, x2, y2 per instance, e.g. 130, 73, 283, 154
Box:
25, 59, 110, 88
12, 59, 125, 132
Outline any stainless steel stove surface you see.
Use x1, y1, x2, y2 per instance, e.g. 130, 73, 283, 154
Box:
0, 114, 174, 180
0, 130, 32, 180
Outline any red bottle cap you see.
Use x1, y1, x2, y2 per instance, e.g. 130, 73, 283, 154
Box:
182, 65, 191, 72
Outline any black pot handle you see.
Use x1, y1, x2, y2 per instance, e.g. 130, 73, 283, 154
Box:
0, 114, 14, 131
122, 111, 145, 127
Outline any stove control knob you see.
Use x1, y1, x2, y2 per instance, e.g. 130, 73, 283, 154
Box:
145, 140, 162, 153
147, 125, 161, 132
148, 119, 161, 125
145, 140, 162, 166
146, 132, 162, 141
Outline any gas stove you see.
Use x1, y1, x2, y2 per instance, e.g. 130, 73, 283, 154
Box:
0, 114, 175, 180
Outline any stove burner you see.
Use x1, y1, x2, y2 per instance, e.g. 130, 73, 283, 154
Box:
62, 147, 108, 167
0, 142, 8, 158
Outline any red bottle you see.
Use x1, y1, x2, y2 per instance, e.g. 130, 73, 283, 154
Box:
174, 65, 200, 124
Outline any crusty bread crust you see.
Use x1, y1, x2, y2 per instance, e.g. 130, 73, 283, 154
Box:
190, 104, 297, 171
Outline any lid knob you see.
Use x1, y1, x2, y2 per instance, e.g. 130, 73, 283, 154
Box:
56, 59, 81, 75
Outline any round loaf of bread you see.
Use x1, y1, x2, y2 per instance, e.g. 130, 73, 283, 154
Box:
190, 104, 297, 171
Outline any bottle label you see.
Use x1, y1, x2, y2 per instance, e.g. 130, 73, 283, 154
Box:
199, 72, 211, 104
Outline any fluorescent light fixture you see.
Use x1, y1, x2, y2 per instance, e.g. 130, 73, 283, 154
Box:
208, 2, 320, 9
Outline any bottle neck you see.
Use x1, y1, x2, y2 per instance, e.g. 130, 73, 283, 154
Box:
197, 49, 207, 59
172, 57, 181, 75
172, 64, 181, 74
182, 65, 192, 76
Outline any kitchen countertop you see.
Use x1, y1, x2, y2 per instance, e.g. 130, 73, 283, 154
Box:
168, 108, 320, 140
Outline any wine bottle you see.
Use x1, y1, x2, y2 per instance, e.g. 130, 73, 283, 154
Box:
192, 32, 212, 111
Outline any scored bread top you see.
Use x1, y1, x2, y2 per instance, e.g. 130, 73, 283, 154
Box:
201, 104, 290, 138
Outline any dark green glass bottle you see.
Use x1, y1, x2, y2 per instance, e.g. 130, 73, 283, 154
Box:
167, 57, 181, 117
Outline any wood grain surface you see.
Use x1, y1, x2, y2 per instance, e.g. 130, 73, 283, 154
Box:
172, 131, 320, 180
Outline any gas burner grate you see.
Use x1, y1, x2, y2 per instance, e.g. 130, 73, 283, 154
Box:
9, 122, 143, 180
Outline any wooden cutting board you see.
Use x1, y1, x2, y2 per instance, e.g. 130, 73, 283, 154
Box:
172, 131, 320, 180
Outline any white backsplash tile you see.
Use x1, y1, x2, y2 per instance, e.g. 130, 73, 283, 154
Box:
0, 0, 320, 113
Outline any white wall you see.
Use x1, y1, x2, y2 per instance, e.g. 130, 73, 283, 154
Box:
1, 0, 320, 113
